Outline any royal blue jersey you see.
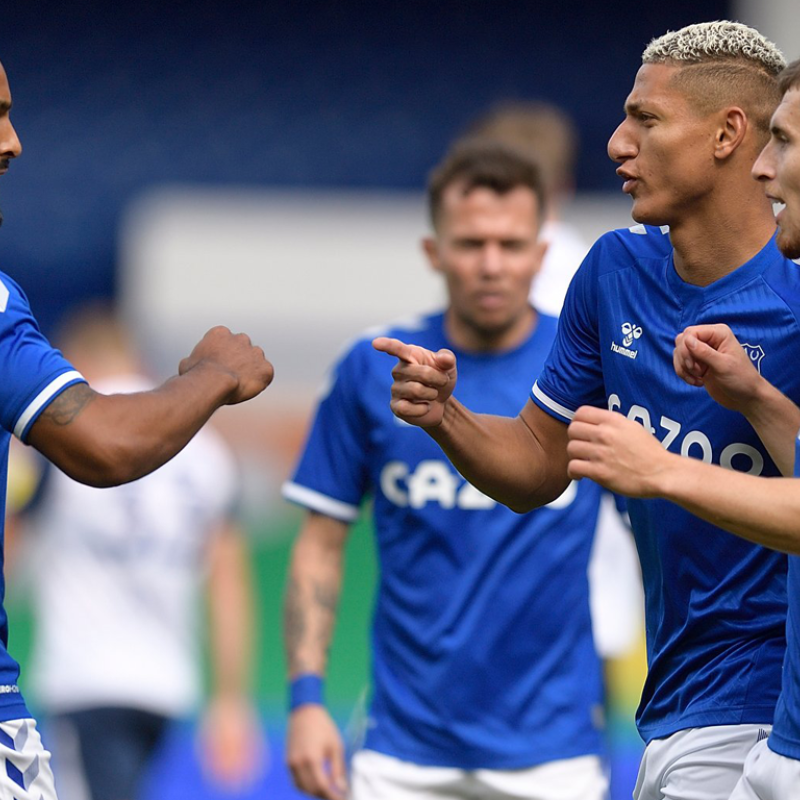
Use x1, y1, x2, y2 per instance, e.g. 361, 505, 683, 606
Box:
770, 436, 800, 760
0, 270, 84, 721
532, 225, 796, 743
284, 311, 605, 769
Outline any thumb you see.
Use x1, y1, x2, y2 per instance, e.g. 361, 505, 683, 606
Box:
434, 349, 457, 373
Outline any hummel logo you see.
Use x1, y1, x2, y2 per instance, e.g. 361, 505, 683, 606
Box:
621, 322, 643, 347
611, 322, 643, 360
756, 728, 769, 743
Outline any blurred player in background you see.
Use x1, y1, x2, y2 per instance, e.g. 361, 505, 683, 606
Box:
463, 100, 587, 316
374, 21, 792, 800
9, 306, 262, 800
464, 100, 643, 669
0, 57, 272, 800
283, 141, 609, 800
564, 57, 800, 800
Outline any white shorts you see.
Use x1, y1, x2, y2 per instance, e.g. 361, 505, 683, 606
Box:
728, 738, 800, 800
634, 724, 771, 800
349, 748, 608, 800
0, 718, 58, 800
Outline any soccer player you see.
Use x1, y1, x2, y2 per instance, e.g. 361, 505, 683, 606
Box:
565, 58, 800, 800
0, 58, 272, 799
283, 142, 609, 800
14, 307, 261, 800
374, 21, 793, 800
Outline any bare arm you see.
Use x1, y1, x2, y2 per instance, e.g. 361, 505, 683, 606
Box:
674, 324, 800, 475
284, 512, 349, 800
27, 327, 274, 487
201, 520, 261, 787
568, 406, 800, 554
373, 337, 570, 512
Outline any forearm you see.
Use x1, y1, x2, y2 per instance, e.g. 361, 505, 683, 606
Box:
284, 515, 346, 678
654, 455, 800, 554
741, 377, 800, 476
428, 397, 569, 513
207, 525, 254, 699
29, 364, 238, 486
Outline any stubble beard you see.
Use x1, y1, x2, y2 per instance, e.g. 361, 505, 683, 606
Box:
776, 226, 800, 260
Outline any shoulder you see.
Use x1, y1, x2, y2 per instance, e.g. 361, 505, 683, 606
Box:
761, 249, 800, 315
592, 224, 671, 264
0, 271, 35, 321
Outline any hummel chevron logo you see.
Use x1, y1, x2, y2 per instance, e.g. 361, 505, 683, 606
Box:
611, 322, 643, 360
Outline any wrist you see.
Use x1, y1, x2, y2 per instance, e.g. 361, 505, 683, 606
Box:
289, 673, 324, 711
181, 360, 240, 404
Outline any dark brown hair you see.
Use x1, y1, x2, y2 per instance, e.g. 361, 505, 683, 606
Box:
779, 59, 800, 95
427, 140, 546, 230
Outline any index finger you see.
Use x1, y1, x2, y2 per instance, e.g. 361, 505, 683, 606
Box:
372, 336, 418, 363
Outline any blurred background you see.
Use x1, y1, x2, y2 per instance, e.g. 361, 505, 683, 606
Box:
2, 1, 799, 799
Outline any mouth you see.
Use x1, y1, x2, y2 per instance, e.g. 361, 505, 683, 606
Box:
616, 169, 638, 195
475, 292, 506, 310
0, 160, 9, 175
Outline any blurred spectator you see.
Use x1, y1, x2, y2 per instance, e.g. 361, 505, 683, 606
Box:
10, 305, 263, 800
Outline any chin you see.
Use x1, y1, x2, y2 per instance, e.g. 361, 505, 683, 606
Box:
629, 197, 671, 227
776, 228, 800, 260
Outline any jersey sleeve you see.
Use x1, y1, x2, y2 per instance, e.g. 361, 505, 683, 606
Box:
282, 341, 372, 522
0, 275, 85, 440
530, 237, 607, 422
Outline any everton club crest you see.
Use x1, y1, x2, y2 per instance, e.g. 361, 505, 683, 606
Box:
741, 343, 765, 374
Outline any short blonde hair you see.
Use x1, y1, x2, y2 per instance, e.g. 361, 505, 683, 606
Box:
642, 21, 786, 136
642, 20, 785, 74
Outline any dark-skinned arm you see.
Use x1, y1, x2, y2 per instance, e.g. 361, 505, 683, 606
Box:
27, 326, 273, 487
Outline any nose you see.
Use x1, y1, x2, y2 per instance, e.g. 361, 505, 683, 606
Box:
479, 242, 504, 276
752, 141, 775, 184
608, 118, 636, 163
0, 117, 22, 159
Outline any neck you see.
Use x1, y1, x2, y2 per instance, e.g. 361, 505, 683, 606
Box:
669, 185, 777, 286
444, 306, 537, 353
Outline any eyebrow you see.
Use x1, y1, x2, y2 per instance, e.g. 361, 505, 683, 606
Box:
0, 101, 10, 114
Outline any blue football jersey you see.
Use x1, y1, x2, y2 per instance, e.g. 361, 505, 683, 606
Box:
532, 226, 796, 743
0, 270, 84, 720
284, 311, 606, 769
770, 436, 800, 760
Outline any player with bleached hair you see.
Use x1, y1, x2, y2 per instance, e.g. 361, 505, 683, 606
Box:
565, 58, 800, 800
375, 21, 795, 800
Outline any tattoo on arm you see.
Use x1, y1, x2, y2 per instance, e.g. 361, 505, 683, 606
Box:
284, 577, 307, 674
284, 574, 340, 676
40, 384, 96, 427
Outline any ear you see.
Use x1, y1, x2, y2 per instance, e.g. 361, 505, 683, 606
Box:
529, 239, 549, 282
713, 106, 748, 160
422, 237, 442, 272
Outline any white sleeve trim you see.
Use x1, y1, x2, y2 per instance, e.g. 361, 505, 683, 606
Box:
531, 381, 576, 422
281, 481, 360, 522
14, 371, 86, 439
